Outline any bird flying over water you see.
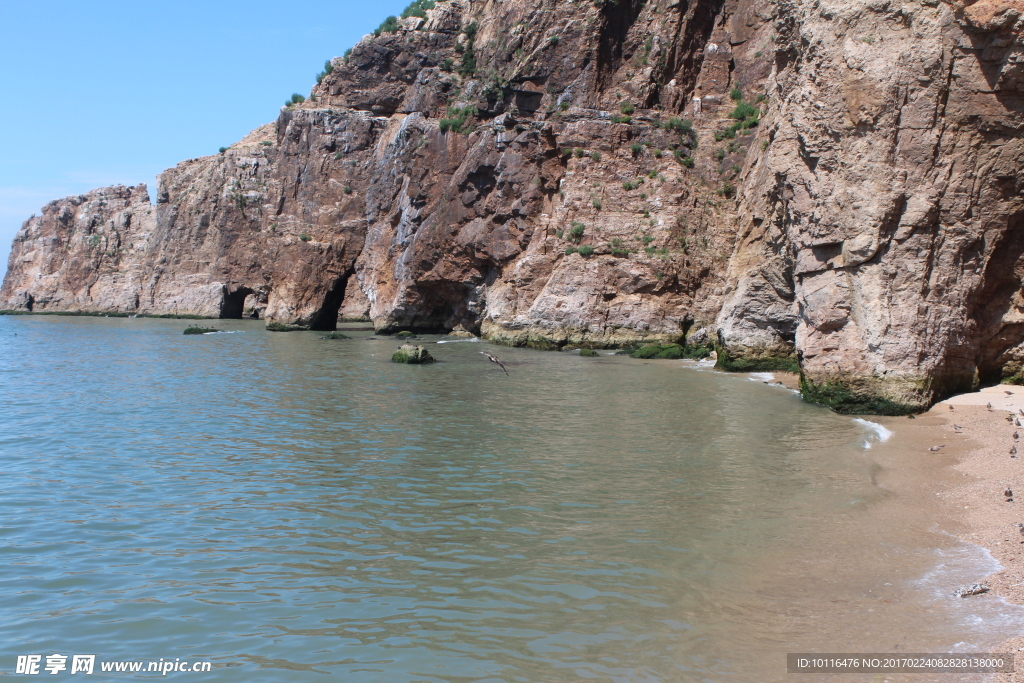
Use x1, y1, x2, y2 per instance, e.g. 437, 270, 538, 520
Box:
480, 351, 508, 375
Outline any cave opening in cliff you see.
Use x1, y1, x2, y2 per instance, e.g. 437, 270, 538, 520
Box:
220, 287, 253, 319
972, 210, 1024, 385
308, 269, 354, 331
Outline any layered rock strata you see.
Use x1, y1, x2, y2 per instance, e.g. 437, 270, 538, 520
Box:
3, 0, 1024, 411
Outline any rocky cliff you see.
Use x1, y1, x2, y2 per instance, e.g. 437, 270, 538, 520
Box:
3, 0, 1023, 413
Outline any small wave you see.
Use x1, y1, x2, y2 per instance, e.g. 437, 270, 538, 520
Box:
436, 338, 481, 344
748, 372, 775, 382
854, 418, 893, 447
914, 539, 1024, 646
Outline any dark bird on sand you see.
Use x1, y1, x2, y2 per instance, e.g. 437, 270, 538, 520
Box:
1012, 445, 1018, 456
480, 351, 508, 375
1015, 431, 1020, 440
949, 405, 955, 411
1006, 488, 1014, 499
954, 424, 963, 432
1008, 390, 1015, 395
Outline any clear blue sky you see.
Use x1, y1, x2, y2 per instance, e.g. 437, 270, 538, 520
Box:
0, 0, 410, 280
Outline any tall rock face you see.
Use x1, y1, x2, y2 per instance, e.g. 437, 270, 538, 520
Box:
718, 0, 1024, 409
2, 0, 1023, 411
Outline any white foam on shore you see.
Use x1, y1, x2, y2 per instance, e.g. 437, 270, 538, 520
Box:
436, 338, 481, 344
748, 372, 775, 382
854, 418, 893, 449
914, 538, 1024, 645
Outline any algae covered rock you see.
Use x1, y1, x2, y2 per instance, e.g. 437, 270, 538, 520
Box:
579, 348, 599, 357
266, 322, 308, 332
184, 325, 218, 335
392, 344, 434, 364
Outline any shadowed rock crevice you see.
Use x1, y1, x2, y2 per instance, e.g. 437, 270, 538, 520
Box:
220, 287, 253, 319
972, 210, 1024, 383
309, 269, 356, 331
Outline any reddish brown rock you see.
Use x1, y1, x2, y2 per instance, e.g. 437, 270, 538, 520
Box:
3, 0, 1024, 412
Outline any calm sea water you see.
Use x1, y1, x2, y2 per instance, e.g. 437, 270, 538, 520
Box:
1, 316, 1020, 682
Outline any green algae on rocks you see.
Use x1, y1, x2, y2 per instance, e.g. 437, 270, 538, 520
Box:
266, 322, 308, 332
183, 325, 219, 335
392, 344, 434, 364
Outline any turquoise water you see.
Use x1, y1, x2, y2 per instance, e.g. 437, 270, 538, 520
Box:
0, 316, 1017, 681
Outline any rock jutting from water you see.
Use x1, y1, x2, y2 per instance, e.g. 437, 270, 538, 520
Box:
2, 0, 1024, 413
392, 344, 435, 364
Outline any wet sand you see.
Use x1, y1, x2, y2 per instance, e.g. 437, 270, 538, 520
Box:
745, 371, 1024, 679
928, 387, 1024, 682
829, 384, 1024, 680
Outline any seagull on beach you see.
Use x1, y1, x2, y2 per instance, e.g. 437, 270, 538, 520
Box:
928, 445, 945, 452
988, 402, 994, 410
1012, 445, 1018, 456
954, 424, 963, 432
480, 351, 508, 375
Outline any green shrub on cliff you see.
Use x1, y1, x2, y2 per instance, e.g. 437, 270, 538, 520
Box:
285, 93, 305, 107
666, 117, 693, 134
577, 245, 595, 257
401, 0, 435, 19
568, 221, 585, 242
373, 15, 400, 36
315, 59, 335, 85
439, 105, 477, 133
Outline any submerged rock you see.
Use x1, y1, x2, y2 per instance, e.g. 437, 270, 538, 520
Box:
183, 325, 218, 335
392, 344, 434, 364
953, 583, 990, 598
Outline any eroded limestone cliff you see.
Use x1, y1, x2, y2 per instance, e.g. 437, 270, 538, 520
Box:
3, 0, 1023, 412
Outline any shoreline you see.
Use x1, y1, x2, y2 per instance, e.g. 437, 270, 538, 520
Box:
931, 388, 1024, 681
728, 367, 1024, 677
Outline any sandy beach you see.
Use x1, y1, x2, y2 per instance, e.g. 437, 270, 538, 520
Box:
926, 387, 1024, 682
828, 380, 1024, 680
754, 372, 1024, 679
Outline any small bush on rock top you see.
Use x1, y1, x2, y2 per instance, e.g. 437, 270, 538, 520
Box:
401, 0, 435, 19
374, 15, 400, 36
